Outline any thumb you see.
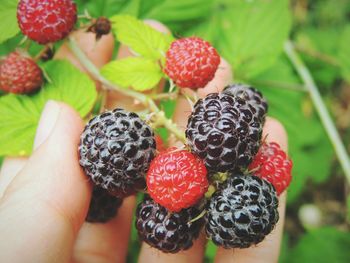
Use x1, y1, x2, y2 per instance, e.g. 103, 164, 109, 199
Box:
0, 101, 91, 263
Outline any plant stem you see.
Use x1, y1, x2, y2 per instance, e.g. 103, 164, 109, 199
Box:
149, 92, 179, 100
34, 44, 52, 61
152, 110, 186, 142
68, 36, 186, 144
284, 40, 350, 184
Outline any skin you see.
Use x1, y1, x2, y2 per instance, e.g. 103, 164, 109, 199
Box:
0, 21, 287, 263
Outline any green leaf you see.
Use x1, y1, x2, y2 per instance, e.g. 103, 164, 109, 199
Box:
110, 15, 173, 60
0, 94, 39, 156
295, 26, 342, 88
41, 60, 97, 116
279, 234, 291, 263
0, 60, 97, 156
289, 228, 350, 263
74, 0, 129, 17
204, 240, 217, 262
225, 0, 291, 79
0, 0, 20, 44
141, 0, 214, 25
189, 0, 292, 80
338, 25, 350, 83
118, 0, 141, 16
101, 57, 163, 91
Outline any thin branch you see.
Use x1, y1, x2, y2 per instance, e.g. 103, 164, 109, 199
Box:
149, 92, 179, 101
34, 44, 52, 61
284, 40, 350, 184
294, 43, 340, 67
68, 36, 186, 144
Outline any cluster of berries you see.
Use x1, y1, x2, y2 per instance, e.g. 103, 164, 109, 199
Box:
9, 0, 293, 253
78, 85, 292, 252
78, 34, 292, 252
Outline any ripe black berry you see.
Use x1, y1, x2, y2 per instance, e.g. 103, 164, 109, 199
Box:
135, 197, 204, 253
205, 174, 279, 248
79, 108, 156, 197
186, 93, 263, 172
86, 186, 123, 223
223, 83, 268, 120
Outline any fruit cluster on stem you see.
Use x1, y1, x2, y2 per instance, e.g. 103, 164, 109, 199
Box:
68, 37, 186, 144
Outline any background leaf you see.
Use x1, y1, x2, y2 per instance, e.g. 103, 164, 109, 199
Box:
74, 0, 128, 17
101, 57, 163, 91
140, 0, 215, 32
0, 0, 20, 44
295, 26, 341, 89
41, 60, 97, 116
0, 60, 97, 156
288, 228, 350, 263
338, 25, 350, 83
0, 94, 41, 156
188, 0, 292, 80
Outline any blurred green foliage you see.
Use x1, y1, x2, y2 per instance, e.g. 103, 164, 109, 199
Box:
287, 228, 350, 263
0, 0, 349, 262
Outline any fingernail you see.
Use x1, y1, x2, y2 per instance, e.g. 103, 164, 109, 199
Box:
34, 100, 61, 150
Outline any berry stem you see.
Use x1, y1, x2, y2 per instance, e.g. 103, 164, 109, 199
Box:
205, 185, 216, 199
284, 40, 350, 184
68, 36, 186, 144
151, 110, 186, 143
34, 45, 51, 61
189, 209, 206, 223
149, 91, 179, 101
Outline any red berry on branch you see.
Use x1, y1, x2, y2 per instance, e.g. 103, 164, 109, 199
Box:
17, 0, 77, 44
0, 52, 43, 94
249, 142, 292, 195
164, 37, 220, 89
147, 148, 208, 212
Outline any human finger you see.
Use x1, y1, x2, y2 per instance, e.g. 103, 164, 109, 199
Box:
55, 28, 139, 262
73, 196, 136, 263
54, 29, 114, 77
0, 158, 27, 198
0, 101, 91, 262
214, 117, 288, 263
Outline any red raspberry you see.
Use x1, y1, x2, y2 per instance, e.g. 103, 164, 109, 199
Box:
147, 148, 208, 212
249, 142, 293, 195
17, 0, 77, 44
0, 52, 43, 94
164, 37, 220, 89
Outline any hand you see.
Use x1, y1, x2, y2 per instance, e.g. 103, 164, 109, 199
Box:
0, 21, 287, 263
